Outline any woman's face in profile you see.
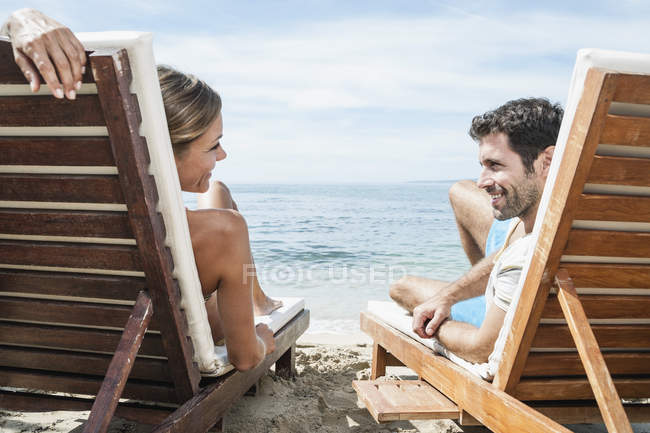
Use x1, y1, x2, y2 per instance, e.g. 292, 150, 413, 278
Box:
174, 114, 226, 193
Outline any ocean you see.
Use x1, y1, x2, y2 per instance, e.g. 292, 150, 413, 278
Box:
184, 182, 471, 334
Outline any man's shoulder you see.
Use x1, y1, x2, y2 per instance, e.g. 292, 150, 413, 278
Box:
493, 232, 534, 288
490, 233, 534, 312
502, 232, 534, 260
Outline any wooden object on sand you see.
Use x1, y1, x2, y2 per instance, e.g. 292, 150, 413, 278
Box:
352, 379, 459, 422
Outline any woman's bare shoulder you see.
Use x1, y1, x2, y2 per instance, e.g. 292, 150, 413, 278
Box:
186, 208, 247, 243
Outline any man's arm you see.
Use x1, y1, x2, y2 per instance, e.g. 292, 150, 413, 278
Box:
432, 234, 531, 363
446, 252, 496, 300
411, 252, 496, 338
433, 302, 506, 363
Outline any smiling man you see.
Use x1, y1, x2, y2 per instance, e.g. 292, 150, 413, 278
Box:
398, 98, 563, 363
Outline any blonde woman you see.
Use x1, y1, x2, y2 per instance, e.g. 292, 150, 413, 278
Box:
4, 9, 281, 371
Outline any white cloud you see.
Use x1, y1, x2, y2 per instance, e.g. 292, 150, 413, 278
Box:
4, 4, 649, 182
148, 11, 650, 182
289, 88, 367, 110
154, 13, 650, 112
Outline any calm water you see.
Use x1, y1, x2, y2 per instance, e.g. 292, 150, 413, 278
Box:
184, 182, 470, 334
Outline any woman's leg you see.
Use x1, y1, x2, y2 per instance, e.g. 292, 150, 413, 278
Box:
204, 294, 223, 342
197, 180, 238, 210
197, 181, 282, 315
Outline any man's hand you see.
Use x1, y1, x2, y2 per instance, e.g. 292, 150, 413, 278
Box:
5, 8, 86, 99
412, 293, 453, 339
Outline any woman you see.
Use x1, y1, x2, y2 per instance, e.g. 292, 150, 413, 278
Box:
4, 9, 281, 371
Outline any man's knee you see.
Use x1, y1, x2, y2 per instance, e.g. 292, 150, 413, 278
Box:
448, 180, 478, 209
389, 275, 416, 302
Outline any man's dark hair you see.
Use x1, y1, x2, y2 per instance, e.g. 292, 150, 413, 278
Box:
469, 98, 564, 173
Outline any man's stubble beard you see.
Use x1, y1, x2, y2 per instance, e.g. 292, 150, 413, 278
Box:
493, 174, 540, 221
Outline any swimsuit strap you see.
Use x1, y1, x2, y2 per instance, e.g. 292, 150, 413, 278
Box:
492, 218, 522, 263
204, 289, 217, 303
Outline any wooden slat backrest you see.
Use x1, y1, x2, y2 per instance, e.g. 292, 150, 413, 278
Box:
0, 40, 95, 83
0, 37, 200, 404
492, 68, 616, 391
493, 68, 650, 403
1, 95, 106, 126
0, 137, 115, 165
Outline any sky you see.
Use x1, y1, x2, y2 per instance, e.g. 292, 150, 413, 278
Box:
3, 1, 650, 183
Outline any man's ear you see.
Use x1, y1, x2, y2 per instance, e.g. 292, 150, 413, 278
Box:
540, 145, 555, 175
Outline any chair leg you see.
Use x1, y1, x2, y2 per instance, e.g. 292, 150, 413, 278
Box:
208, 418, 224, 432
275, 344, 296, 379
371, 343, 387, 379
244, 379, 260, 396
83, 291, 153, 433
556, 270, 633, 433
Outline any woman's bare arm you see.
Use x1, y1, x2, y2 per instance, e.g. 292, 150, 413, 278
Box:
3, 8, 86, 99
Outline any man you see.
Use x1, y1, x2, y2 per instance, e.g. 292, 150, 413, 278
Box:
391, 98, 562, 363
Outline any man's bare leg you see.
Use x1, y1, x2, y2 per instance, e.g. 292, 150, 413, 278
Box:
389, 275, 450, 313
389, 180, 494, 314
448, 180, 494, 265
197, 181, 282, 315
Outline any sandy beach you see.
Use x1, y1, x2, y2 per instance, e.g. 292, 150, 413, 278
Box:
0, 334, 644, 433
0, 333, 465, 433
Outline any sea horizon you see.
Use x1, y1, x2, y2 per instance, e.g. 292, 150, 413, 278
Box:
184, 181, 475, 334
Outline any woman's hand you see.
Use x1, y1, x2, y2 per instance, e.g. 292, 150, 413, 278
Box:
4, 8, 86, 99
256, 323, 275, 355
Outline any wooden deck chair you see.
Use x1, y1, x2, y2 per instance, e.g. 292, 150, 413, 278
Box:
0, 33, 309, 432
353, 49, 650, 432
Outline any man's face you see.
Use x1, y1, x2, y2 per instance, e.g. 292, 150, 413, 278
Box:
477, 132, 544, 222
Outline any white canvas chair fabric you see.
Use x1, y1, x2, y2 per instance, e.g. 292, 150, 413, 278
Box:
212, 297, 305, 376
76, 31, 227, 375
367, 300, 493, 379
